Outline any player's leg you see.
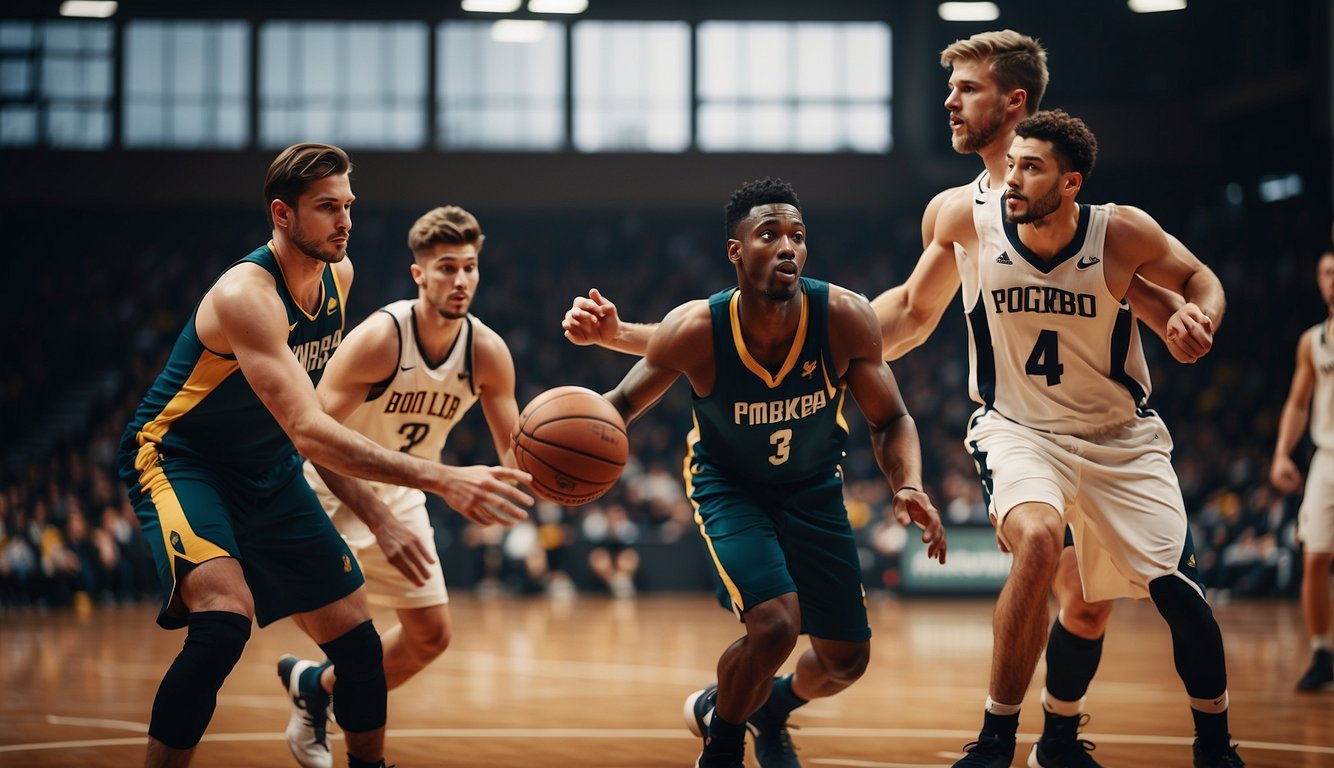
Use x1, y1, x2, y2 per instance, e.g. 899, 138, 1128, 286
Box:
296, 590, 385, 768
1297, 550, 1333, 690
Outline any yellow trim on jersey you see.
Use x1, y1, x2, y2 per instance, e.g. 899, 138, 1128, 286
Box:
833, 382, 850, 434
728, 289, 808, 389
137, 459, 231, 580
266, 240, 326, 322
682, 413, 745, 617
133, 351, 240, 471
329, 261, 347, 334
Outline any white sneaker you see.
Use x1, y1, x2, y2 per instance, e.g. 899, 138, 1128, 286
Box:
277, 654, 333, 768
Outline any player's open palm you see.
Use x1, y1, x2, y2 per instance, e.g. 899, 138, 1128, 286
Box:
893, 488, 947, 564
434, 465, 533, 526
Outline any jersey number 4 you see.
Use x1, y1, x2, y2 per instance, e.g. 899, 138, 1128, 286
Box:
1025, 329, 1064, 386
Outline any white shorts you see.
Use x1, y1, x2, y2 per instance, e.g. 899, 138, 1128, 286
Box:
965, 408, 1197, 602
1298, 449, 1334, 553
303, 461, 449, 609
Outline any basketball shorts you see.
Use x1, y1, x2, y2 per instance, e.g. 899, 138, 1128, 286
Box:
122, 449, 364, 629
687, 464, 870, 642
303, 460, 449, 608
1298, 449, 1334, 553
965, 407, 1202, 602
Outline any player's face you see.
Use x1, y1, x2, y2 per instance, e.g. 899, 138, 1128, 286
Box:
1317, 254, 1334, 307
730, 203, 806, 302
1003, 137, 1068, 225
945, 60, 1008, 155
413, 242, 480, 320
290, 173, 353, 264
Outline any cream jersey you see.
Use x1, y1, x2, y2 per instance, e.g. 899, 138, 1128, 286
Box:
963, 197, 1152, 435
1306, 321, 1334, 450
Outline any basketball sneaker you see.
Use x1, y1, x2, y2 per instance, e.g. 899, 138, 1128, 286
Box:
747, 697, 802, 768
684, 684, 745, 768
952, 733, 1016, 768
1296, 648, 1333, 691
278, 654, 333, 768
1028, 712, 1101, 767
1192, 739, 1245, 768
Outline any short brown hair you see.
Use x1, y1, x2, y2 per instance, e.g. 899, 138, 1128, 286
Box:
940, 29, 1049, 115
1014, 109, 1098, 178
263, 143, 352, 227
408, 206, 485, 257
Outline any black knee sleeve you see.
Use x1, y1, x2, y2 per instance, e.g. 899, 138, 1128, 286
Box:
149, 611, 251, 749
319, 620, 386, 733
1149, 575, 1227, 699
1044, 618, 1103, 702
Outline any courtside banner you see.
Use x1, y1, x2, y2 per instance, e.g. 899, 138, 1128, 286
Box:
899, 526, 1012, 595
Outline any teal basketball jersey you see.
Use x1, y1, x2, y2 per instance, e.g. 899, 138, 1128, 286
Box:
687, 277, 850, 485
121, 244, 346, 477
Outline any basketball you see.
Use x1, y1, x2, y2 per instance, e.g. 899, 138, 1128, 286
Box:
511, 386, 629, 506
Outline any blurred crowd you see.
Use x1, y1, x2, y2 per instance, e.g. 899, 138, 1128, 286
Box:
2, 192, 1327, 610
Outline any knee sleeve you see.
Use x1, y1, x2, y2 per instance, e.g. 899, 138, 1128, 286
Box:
1044, 618, 1103, 703
320, 620, 386, 733
1149, 575, 1227, 699
149, 611, 251, 749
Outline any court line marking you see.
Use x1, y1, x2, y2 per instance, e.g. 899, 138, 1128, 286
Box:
4, 725, 1331, 756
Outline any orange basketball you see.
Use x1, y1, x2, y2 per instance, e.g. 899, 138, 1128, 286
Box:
511, 386, 629, 506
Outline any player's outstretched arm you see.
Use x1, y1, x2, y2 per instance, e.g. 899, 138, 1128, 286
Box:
207, 268, 533, 527
563, 288, 658, 356
1271, 329, 1316, 494
603, 300, 709, 423
834, 287, 946, 563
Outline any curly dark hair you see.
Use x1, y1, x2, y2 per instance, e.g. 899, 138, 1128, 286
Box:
1014, 109, 1098, 178
724, 177, 802, 239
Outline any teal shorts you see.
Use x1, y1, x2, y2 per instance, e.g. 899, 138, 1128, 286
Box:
689, 466, 870, 642
121, 449, 363, 629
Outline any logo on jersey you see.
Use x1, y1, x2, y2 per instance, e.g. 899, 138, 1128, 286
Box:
169, 531, 186, 556
995, 253, 1013, 265
990, 286, 1096, 317
288, 321, 298, 332
733, 390, 829, 426
975, 198, 988, 206
342, 555, 352, 573
326, 297, 339, 315
801, 360, 818, 379
1188, 554, 1197, 569
1076, 254, 1101, 269
291, 329, 343, 372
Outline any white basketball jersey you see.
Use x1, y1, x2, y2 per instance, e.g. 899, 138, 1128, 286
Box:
1306, 321, 1334, 450
343, 299, 481, 459
964, 200, 1152, 435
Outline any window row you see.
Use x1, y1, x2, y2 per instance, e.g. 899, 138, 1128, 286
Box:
0, 18, 891, 153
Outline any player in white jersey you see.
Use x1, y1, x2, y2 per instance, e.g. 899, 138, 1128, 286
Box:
1270, 248, 1334, 692
899, 109, 1241, 768
276, 206, 522, 768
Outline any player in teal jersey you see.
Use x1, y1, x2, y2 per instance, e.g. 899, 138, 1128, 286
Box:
118, 143, 532, 768
588, 178, 947, 768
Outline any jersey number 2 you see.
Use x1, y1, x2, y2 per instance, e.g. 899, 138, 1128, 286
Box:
768, 428, 793, 466
1025, 329, 1064, 386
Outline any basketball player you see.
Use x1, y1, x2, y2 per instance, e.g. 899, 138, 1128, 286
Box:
588, 178, 947, 768
117, 145, 532, 768
883, 110, 1241, 768
275, 206, 522, 768
1269, 247, 1334, 692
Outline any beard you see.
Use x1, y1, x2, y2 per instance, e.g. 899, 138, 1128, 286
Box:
1005, 184, 1063, 225
291, 217, 347, 264
952, 103, 1006, 154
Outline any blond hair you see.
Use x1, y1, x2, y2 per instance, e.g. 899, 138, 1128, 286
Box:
940, 30, 1049, 115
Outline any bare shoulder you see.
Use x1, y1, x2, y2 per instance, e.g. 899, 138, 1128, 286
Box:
827, 283, 882, 355
468, 315, 516, 364
1105, 204, 1170, 258
828, 283, 876, 320
931, 186, 978, 242
647, 299, 712, 366
208, 261, 282, 320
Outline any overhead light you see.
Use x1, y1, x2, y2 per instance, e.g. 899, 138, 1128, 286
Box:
528, 0, 588, 13
491, 19, 549, 43
1128, 0, 1187, 12
461, 0, 522, 12
59, 1, 117, 17
1257, 173, 1303, 203
938, 2, 1001, 22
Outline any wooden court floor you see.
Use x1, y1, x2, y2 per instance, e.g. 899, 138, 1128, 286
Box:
1, 594, 1331, 767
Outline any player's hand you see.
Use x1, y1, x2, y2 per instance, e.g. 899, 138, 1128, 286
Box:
1163, 302, 1214, 364
562, 288, 620, 347
893, 487, 946, 564
371, 514, 435, 587
434, 465, 533, 526
1270, 455, 1303, 495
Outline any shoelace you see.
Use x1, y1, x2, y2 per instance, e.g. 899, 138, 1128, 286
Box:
962, 738, 1011, 754
772, 721, 799, 754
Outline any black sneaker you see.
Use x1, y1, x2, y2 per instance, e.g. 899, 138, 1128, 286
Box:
1296, 648, 1333, 691
1193, 739, 1245, 768
953, 733, 1016, 768
748, 699, 802, 767
278, 654, 333, 768
1028, 713, 1101, 767
684, 684, 744, 768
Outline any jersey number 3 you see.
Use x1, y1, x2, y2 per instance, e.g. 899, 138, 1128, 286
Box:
768, 428, 793, 466
1025, 329, 1064, 386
